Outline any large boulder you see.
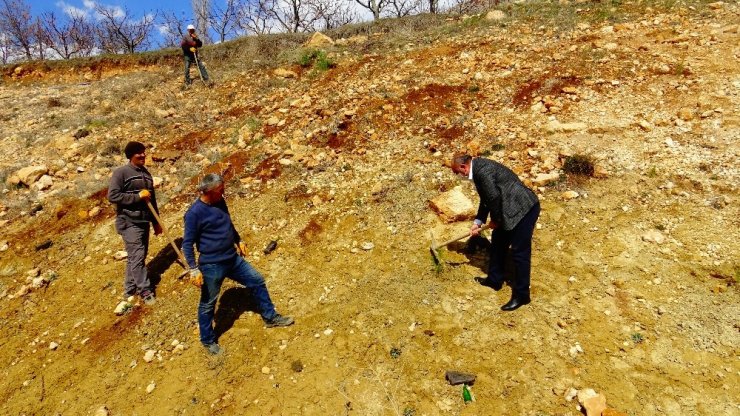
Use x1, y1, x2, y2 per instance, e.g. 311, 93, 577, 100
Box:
430, 186, 476, 223
304, 32, 334, 47
15, 165, 49, 186
486, 10, 506, 21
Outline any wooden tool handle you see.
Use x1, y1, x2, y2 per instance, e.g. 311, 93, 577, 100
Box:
433, 223, 492, 250
146, 201, 189, 270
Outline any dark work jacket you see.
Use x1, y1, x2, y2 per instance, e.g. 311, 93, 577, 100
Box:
182, 198, 242, 268
108, 163, 159, 226
181, 34, 203, 59
472, 158, 539, 231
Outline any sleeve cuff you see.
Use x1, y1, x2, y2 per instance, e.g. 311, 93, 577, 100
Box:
473, 219, 483, 226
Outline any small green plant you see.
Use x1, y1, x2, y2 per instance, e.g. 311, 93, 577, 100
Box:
298, 49, 335, 71
468, 84, 480, 93
631, 333, 644, 344
244, 117, 262, 133
563, 154, 594, 176
87, 119, 108, 129
647, 166, 658, 178
654, 223, 666, 231
403, 407, 416, 416
491, 143, 505, 151
390, 347, 402, 359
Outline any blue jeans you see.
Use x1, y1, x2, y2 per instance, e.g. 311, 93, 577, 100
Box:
487, 203, 540, 298
198, 256, 277, 345
184, 55, 209, 83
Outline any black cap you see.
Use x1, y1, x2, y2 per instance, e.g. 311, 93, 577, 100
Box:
124, 141, 146, 159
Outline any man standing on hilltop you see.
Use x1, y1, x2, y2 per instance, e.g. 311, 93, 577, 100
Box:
181, 24, 210, 86
108, 141, 162, 313
183, 174, 294, 356
451, 153, 540, 311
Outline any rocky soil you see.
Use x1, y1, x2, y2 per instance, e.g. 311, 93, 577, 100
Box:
0, 2, 738, 415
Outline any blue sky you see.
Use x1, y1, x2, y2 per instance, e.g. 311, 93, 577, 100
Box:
30, 0, 192, 19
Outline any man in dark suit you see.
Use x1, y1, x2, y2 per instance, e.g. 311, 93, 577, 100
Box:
451, 154, 540, 311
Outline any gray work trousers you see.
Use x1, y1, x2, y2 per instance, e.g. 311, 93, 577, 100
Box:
115, 216, 151, 297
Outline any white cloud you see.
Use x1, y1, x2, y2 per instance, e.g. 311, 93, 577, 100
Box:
82, 0, 96, 9
55, 1, 89, 19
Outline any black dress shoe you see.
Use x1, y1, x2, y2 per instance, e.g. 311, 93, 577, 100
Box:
474, 277, 503, 291
501, 296, 531, 311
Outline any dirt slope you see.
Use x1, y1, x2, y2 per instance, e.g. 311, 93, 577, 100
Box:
0, 2, 738, 415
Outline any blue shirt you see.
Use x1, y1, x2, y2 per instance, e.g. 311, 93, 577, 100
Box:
182, 198, 241, 268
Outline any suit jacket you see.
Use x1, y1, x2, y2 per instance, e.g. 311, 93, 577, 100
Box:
472, 158, 539, 231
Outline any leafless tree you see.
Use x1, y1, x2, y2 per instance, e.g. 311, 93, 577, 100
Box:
0, 33, 13, 63
353, 0, 387, 21
192, 0, 212, 43
0, 0, 35, 60
312, 0, 356, 31
427, 0, 438, 13
38, 11, 95, 59
94, 5, 157, 54
384, 0, 421, 18
236, 0, 273, 35
267, 0, 321, 33
158, 10, 189, 48
33, 17, 46, 60
210, 0, 241, 42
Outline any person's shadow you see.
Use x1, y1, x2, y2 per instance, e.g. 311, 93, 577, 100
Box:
213, 287, 261, 340
146, 237, 185, 292
449, 235, 515, 284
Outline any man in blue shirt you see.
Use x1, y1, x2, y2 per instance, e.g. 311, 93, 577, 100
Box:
183, 174, 293, 355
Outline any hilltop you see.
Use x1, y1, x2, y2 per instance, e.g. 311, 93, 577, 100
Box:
0, 2, 738, 415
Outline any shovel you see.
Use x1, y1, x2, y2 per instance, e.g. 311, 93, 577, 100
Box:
145, 200, 189, 278
430, 223, 492, 264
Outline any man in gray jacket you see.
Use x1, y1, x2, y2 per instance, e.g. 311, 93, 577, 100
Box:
108, 141, 162, 311
451, 154, 540, 311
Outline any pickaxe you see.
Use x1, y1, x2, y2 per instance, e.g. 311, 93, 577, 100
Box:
430, 223, 492, 264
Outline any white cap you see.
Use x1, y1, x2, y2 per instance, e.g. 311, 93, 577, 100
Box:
187, 24, 195, 30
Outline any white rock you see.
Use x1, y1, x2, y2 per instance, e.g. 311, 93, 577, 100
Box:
31, 276, 47, 289
532, 172, 561, 186
49, 342, 59, 350
577, 388, 598, 404
323, 328, 333, 336
565, 387, 578, 401
33, 175, 53, 191
146, 382, 156, 393
113, 251, 128, 260
429, 185, 475, 222
561, 190, 579, 200
485, 10, 506, 20
642, 230, 666, 244
360, 242, 374, 251
143, 349, 156, 363
94, 406, 110, 416
261, 366, 271, 374
114, 300, 132, 315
